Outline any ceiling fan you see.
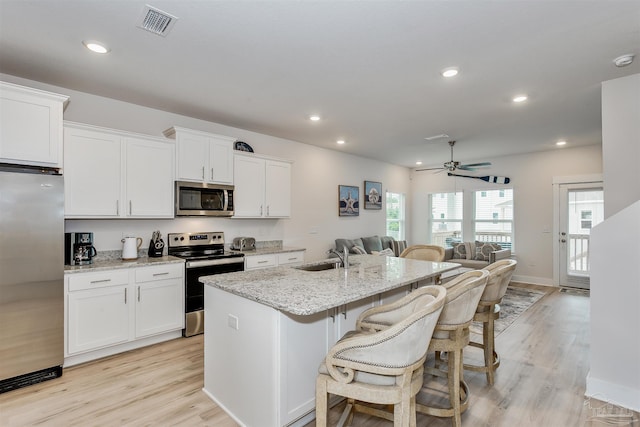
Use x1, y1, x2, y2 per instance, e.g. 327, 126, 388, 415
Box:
416, 140, 491, 172
416, 140, 511, 184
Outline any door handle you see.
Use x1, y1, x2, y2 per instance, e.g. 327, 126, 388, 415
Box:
560, 239, 566, 243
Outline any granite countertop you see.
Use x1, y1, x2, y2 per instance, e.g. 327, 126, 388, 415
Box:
229, 246, 306, 256
64, 255, 184, 274
201, 254, 460, 316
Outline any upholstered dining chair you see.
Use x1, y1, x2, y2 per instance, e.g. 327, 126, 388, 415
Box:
315, 285, 447, 427
416, 269, 489, 427
399, 244, 446, 262
463, 259, 518, 385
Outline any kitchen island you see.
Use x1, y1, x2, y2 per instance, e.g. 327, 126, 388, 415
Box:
201, 254, 460, 427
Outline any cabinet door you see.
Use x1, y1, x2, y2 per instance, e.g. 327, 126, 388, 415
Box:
67, 285, 130, 354
265, 160, 291, 217
135, 279, 184, 338
176, 131, 208, 181
124, 137, 174, 217
63, 126, 121, 217
245, 254, 277, 270
277, 251, 305, 266
233, 155, 265, 217
209, 136, 234, 184
0, 82, 67, 167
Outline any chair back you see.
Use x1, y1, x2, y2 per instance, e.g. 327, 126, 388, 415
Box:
437, 270, 489, 328
326, 286, 446, 379
480, 259, 517, 303
399, 244, 446, 262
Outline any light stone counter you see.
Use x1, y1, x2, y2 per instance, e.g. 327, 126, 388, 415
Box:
228, 245, 306, 256
201, 254, 460, 316
64, 255, 184, 274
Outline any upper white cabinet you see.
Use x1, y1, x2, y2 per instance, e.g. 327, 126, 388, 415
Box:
163, 126, 235, 185
0, 81, 68, 168
64, 122, 174, 218
233, 152, 292, 218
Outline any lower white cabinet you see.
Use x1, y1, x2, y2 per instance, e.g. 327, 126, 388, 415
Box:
244, 250, 305, 270
65, 263, 184, 362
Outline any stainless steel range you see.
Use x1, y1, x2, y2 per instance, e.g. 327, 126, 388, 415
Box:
168, 232, 244, 337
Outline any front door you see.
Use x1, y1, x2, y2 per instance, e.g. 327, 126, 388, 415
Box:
558, 183, 604, 289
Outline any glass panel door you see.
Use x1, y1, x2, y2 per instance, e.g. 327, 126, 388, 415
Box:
559, 184, 604, 289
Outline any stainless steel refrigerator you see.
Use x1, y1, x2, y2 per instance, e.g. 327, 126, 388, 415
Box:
0, 165, 64, 393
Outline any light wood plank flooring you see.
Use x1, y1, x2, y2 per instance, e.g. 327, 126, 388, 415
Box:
1, 285, 637, 426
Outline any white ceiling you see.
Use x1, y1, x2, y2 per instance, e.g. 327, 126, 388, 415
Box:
1, 1, 638, 168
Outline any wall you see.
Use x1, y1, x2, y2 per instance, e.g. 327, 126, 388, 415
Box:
586, 73, 640, 411
410, 145, 603, 285
1, 73, 410, 262
601, 73, 640, 218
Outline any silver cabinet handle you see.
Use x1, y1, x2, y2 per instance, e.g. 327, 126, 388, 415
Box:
90, 279, 111, 284
257, 260, 269, 264
129, 200, 132, 215
266, 205, 270, 216
202, 166, 205, 180
260, 205, 263, 216
137, 286, 141, 302
211, 168, 214, 181
152, 272, 169, 277
116, 200, 119, 216
124, 288, 127, 304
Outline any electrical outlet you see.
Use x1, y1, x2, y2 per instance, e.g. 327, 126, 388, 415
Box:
227, 314, 239, 330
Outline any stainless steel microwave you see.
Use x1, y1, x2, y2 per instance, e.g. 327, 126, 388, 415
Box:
175, 181, 234, 217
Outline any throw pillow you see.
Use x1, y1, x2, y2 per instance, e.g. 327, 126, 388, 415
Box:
392, 240, 407, 257
352, 245, 367, 254
372, 248, 395, 256
361, 235, 383, 253
380, 236, 395, 251
335, 238, 366, 254
475, 242, 502, 261
452, 242, 467, 259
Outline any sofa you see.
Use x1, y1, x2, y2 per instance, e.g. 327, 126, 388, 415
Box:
332, 235, 407, 257
444, 241, 511, 269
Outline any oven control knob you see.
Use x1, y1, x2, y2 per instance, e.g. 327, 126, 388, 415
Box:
180, 236, 185, 241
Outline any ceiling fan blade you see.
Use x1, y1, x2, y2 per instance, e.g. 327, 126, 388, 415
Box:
415, 167, 445, 172
448, 172, 511, 184
461, 162, 492, 167
457, 165, 478, 171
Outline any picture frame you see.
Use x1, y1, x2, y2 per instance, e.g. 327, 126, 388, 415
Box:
364, 181, 382, 210
338, 185, 359, 216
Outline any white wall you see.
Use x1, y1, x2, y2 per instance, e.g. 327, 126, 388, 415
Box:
586, 73, 640, 411
410, 145, 603, 285
1, 73, 410, 262
601, 73, 640, 218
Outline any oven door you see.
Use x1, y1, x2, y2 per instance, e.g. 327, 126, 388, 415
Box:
184, 257, 244, 336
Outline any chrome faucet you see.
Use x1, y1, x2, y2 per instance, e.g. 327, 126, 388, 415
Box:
327, 246, 350, 269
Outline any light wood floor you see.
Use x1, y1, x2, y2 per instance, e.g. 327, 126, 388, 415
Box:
1, 284, 638, 426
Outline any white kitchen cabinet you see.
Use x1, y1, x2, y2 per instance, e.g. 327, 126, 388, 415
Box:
0, 81, 68, 168
244, 250, 305, 270
164, 126, 235, 184
64, 263, 184, 362
134, 264, 184, 338
124, 136, 174, 217
63, 122, 175, 218
67, 270, 131, 355
64, 125, 121, 216
233, 152, 292, 218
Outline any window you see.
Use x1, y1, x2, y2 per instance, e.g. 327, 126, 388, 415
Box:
428, 192, 462, 247
427, 188, 514, 251
386, 192, 405, 240
581, 210, 592, 229
474, 189, 513, 250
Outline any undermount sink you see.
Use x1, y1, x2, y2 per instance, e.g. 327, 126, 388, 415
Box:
294, 262, 341, 271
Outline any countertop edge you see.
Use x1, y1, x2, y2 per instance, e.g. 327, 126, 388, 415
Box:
64, 256, 185, 274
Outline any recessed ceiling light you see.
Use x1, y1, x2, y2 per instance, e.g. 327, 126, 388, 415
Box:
336, 140, 345, 145
556, 140, 567, 146
613, 54, 635, 67
83, 40, 110, 54
309, 115, 321, 121
416, 161, 423, 165
441, 67, 459, 78
513, 95, 528, 103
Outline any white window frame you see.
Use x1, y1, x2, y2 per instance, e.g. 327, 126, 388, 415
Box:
472, 188, 514, 251
386, 192, 405, 240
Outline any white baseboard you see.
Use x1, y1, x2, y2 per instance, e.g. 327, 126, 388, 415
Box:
586, 371, 640, 412
511, 274, 556, 287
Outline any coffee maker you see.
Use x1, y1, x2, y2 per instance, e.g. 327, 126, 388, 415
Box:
65, 232, 97, 265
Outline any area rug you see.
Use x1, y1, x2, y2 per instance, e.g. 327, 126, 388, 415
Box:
470, 286, 547, 336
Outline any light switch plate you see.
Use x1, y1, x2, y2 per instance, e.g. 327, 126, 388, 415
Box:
228, 314, 239, 330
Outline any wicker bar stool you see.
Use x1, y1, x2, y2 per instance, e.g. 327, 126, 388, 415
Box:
463, 259, 517, 385
416, 270, 489, 427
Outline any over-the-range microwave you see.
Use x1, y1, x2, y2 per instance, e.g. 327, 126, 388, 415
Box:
175, 181, 234, 217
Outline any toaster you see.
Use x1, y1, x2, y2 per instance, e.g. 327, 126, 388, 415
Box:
231, 237, 256, 251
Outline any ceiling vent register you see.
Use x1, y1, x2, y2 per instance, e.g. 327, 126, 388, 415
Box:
137, 4, 178, 37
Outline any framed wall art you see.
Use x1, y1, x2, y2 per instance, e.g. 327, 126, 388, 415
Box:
338, 185, 359, 216
364, 181, 382, 210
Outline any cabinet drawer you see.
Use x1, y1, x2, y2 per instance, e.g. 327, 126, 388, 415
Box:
278, 252, 304, 265
135, 264, 183, 283
245, 254, 277, 270
68, 270, 130, 292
